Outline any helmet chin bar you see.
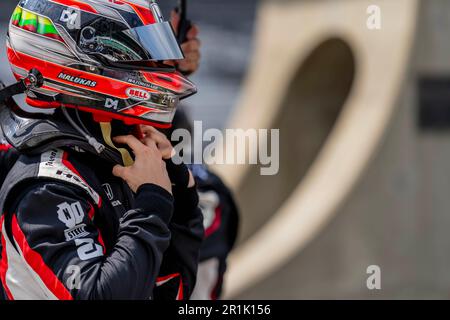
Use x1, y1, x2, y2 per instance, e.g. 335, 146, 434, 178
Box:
0, 69, 43, 102
2, 68, 183, 128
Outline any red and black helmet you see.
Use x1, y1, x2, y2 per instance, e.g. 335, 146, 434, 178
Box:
6, 0, 197, 128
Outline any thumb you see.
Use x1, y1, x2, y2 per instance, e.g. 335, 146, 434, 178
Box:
170, 10, 180, 35
112, 165, 126, 178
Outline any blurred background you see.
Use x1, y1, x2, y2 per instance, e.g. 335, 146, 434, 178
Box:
4, 0, 450, 300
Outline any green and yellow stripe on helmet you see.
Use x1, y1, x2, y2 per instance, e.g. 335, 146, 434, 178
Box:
18, 9, 38, 32
37, 16, 62, 41
11, 6, 63, 42
11, 6, 22, 26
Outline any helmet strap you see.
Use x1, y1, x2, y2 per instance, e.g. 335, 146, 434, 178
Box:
0, 69, 43, 102
99, 122, 134, 167
61, 105, 106, 154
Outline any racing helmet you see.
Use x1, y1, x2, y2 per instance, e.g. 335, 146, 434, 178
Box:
6, 0, 196, 128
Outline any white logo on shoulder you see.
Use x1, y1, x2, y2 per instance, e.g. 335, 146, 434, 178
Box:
38, 149, 100, 205
57, 201, 89, 242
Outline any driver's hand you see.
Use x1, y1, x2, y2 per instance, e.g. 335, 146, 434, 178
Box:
112, 135, 172, 194
140, 125, 195, 188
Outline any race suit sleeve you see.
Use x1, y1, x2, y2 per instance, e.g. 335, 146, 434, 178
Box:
153, 161, 204, 300
2, 181, 173, 300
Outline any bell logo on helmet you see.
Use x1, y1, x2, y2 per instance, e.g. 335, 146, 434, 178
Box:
126, 88, 151, 101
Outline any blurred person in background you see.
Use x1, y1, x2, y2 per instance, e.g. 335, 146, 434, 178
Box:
162, 109, 239, 300
167, 6, 240, 300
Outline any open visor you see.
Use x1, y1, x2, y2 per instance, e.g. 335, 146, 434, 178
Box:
121, 22, 184, 61
79, 21, 184, 64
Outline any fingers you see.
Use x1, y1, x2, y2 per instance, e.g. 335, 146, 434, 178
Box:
113, 135, 144, 153
112, 133, 172, 193
141, 126, 164, 143
170, 10, 199, 41
169, 9, 200, 75
178, 60, 199, 73
113, 134, 157, 154
140, 125, 175, 159
188, 170, 195, 188
112, 164, 126, 179
186, 24, 199, 40
141, 136, 158, 152
140, 125, 157, 135
163, 60, 176, 67
145, 133, 166, 148
181, 38, 201, 53
183, 50, 201, 63
179, 39, 201, 73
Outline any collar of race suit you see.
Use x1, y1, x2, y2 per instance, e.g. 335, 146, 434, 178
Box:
0, 100, 135, 166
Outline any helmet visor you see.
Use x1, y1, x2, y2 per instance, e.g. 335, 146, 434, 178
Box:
79, 21, 184, 63
121, 22, 184, 61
